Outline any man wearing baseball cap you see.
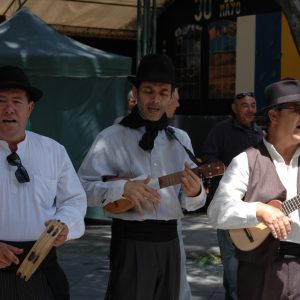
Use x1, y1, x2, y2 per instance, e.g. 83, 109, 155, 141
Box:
78, 54, 206, 300
208, 79, 300, 299
0, 65, 87, 299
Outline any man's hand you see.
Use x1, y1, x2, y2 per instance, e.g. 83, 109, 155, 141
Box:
0, 242, 23, 268
123, 176, 161, 215
181, 162, 202, 197
45, 220, 69, 247
256, 201, 292, 240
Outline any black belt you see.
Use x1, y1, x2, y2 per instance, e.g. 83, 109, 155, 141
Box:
112, 219, 178, 242
279, 241, 300, 258
0, 240, 55, 272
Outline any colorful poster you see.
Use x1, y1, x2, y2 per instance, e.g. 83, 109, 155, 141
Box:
208, 20, 236, 99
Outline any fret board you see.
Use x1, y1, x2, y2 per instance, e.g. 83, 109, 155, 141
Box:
282, 194, 300, 215
158, 162, 224, 189
158, 169, 193, 188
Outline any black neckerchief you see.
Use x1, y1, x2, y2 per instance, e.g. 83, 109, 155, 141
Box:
120, 105, 168, 151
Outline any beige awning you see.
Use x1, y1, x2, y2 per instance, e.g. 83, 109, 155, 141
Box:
0, 0, 169, 39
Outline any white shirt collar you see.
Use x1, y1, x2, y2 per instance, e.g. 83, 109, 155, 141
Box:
263, 137, 300, 164
0, 131, 28, 154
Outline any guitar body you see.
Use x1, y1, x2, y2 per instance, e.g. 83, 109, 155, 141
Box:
105, 198, 135, 214
102, 177, 135, 214
229, 223, 269, 251
229, 199, 283, 251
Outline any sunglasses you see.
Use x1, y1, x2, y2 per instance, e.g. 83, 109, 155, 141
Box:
7, 152, 30, 183
235, 92, 255, 99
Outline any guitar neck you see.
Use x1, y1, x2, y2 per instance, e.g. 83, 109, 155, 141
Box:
282, 194, 300, 215
157, 161, 224, 189
158, 167, 199, 188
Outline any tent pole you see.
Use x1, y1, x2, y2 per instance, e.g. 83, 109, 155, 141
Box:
143, 0, 149, 56
151, 0, 157, 54
136, 0, 142, 70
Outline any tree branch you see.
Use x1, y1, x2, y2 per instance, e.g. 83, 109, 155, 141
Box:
276, 0, 300, 56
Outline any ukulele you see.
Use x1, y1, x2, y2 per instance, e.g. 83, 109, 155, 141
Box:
104, 161, 225, 214
229, 196, 300, 251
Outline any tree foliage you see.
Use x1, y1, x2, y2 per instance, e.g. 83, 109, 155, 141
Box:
276, 0, 300, 56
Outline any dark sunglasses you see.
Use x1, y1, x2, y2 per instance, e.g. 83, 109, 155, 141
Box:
235, 92, 255, 99
7, 152, 30, 183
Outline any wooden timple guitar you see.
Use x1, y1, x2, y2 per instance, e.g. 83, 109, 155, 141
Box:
104, 161, 225, 214
229, 196, 300, 251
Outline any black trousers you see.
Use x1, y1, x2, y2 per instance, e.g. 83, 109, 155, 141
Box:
106, 219, 180, 300
238, 256, 300, 300
238, 241, 300, 300
0, 270, 54, 300
0, 241, 70, 300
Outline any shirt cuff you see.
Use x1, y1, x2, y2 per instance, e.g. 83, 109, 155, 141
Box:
181, 184, 207, 211
104, 179, 127, 205
244, 202, 261, 227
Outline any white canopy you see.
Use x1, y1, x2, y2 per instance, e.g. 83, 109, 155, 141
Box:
0, 0, 170, 39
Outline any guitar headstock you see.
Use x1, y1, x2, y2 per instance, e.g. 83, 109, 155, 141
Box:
197, 161, 225, 179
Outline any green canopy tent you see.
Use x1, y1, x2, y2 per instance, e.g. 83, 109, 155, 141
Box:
0, 7, 131, 168
0, 7, 132, 220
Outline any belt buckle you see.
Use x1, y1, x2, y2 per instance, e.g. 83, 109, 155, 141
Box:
282, 254, 298, 259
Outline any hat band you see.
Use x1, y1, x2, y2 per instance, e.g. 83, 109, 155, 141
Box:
277, 94, 300, 104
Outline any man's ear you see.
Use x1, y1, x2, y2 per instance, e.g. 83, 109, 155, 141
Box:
132, 86, 138, 99
27, 101, 35, 117
268, 109, 278, 124
231, 102, 236, 114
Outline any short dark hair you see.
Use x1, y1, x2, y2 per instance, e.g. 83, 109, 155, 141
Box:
135, 82, 175, 92
0, 87, 33, 103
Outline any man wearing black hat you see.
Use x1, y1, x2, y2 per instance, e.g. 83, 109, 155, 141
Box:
0, 65, 87, 299
208, 79, 300, 299
78, 54, 206, 300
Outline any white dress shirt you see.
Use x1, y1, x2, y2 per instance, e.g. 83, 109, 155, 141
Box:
208, 138, 300, 243
78, 124, 206, 220
0, 131, 87, 241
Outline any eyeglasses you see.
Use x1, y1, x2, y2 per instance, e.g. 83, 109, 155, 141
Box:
275, 105, 300, 114
235, 92, 255, 99
7, 152, 30, 183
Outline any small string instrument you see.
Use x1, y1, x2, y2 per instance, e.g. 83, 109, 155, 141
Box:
229, 196, 300, 251
104, 161, 225, 214
17, 220, 66, 281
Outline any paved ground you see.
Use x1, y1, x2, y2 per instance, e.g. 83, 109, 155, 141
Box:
57, 212, 225, 300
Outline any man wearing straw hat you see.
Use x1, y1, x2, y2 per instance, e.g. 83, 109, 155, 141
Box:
208, 79, 300, 299
79, 54, 206, 300
0, 65, 87, 299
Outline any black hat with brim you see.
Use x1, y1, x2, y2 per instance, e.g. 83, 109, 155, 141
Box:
128, 54, 176, 86
0, 65, 43, 102
259, 79, 300, 113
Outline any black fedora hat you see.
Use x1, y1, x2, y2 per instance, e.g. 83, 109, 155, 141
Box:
262, 79, 300, 111
0, 65, 43, 102
128, 54, 176, 86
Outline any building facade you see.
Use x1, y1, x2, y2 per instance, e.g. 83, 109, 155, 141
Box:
157, 0, 300, 115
